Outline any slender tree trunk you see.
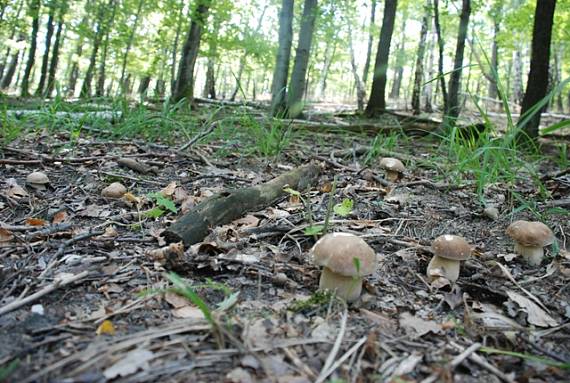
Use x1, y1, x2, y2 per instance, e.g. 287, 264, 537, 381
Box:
286, 0, 318, 119
518, 0, 557, 139
96, 0, 117, 97
270, 0, 294, 116
347, 22, 366, 111
317, 36, 337, 99
365, 0, 398, 116
554, 46, 563, 111
45, 2, 66, 97
172, 0, 212, 103
80, 1, 107, 98
35, 1, 56, 96
138, 75, 151, 96
362, 0, 377, 85
170, 0, 185, 95
433, 0, 447, 113
512, 49, 524, 105
441, 0, 471, 130
411, 0, 430, 115
119, 0, 145, 95
389, 10, 407, 100
424, 32, 435, 113
229, 57, 245, 101
20, 0, 41, 97
0, 34, 24, 89
0, 0, 24, 80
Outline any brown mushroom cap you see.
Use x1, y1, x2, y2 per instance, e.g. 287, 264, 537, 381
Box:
26, 171, 50, 185
431, 235, 471, 261
379, 158, 405, 173
311, 233, 376, 277
506, 220, 554, 247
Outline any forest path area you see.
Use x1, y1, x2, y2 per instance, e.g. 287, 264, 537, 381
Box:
0, 106, 569, 382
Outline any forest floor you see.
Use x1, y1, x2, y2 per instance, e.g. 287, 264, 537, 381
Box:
0, 99, 569, 382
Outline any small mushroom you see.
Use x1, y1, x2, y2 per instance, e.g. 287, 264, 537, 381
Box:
311, 232, 376, 302
506, 220, 554, 266
379, 157, 405, 182
483, 206, 499, 220
26, 171, 50, 190
101, 182, 127, 198
427, 235, 471, 283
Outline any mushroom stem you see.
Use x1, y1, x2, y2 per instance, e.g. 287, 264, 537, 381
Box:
319, 267, 363, 303
386, 170, 399, 182
427, 255, 460, 283
514, 243, 544, 266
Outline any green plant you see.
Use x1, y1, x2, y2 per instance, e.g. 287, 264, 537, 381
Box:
364, 131, 402, 164
0, 359, 19, 382
480, 347, 570, 369
241, 114, 293, 157
288, 290, 335, 313
0, 107, 22, 144
145, 192, 178, 218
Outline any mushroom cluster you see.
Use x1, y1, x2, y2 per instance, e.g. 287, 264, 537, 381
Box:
311, 233, 376, 303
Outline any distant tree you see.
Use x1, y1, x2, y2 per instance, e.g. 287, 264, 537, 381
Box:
35, 0, 57, 96
20, 0, 41, 97
172, 0, 212, 103
441, 0, 471, 130
411, 0, 430, 115
365, 0, 398, 116
286, 0, 318, 119
433, 0, 447, 112
362, 0, 377, 86
119, 0, 145, 95
518, 0, 557, 139
80, 0, 108, 98
96, 0, 117, 97
45, 0, 68, 96
270, 0, 294, 116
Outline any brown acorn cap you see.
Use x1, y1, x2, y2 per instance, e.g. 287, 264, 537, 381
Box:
311, 233, 376, 277
431, 235, 471, 261
506, 220, 554, 247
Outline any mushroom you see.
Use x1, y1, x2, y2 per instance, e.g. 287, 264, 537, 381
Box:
311, 232, 376, 302
427, 235, 471, 283
26, 171, 50, 190
506, 220, 554, 266
379, 157, 405, 182
101, 182, 127, 198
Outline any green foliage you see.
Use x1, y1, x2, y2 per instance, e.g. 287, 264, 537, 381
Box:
145, 191, 177, 219
333, 198, 353, 217
480, 347, 570, 370
0, 359, 19, 383
240, 114, 293, 157
288, 290, 335, 313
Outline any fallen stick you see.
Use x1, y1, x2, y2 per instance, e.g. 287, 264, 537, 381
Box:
0, 271, 90, 316
162, 163, 321, 246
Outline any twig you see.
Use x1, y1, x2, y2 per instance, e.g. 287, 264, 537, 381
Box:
450, 341, 515, 383
450, 342, 481, 368
0, 271, 89, 316
316, 308, 348, 383
179, 122, 217, 151
316, 336, 368, 383
22, 223, 73, 241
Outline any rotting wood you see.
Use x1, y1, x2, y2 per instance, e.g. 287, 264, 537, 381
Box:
162, 163, 321, 246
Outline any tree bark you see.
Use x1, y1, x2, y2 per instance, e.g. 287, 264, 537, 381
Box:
118, 0, 145, 95
389, 11, 407, 100
441, 0, 471, 130
433, 0, 447, 113
80, 1, 107, 98
0, 34, 24, 89
270, 0, 295, 116
424, 32, 435, 113
45, 2, 66, 97
518, 0, 557, 139
362, 0, 377, 86
20, 0, 41, 97
365, 0, 398, 116
35, 1, 56, 96
347, 22, 366, 112
286, 0, 318, 119
172, 0, 211, 103
411, 0, 430, 115
162, 164, 321, 246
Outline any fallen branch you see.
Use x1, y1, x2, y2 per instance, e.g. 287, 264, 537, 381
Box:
162, 163, 321, 246
0, 271, 90, 316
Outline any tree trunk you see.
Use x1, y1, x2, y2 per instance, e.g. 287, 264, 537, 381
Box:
512, 49, 524, 105
441, 0, 471, 130
204, 55, 217, 99
389, 11, 407, 100
138, 75, 151, 96
347, 22, 366, 112
45, 2, 66, 97
35, 1, 56, 96
286, 0, 318, 119
553, 46, 563, 112
119, 0, 145, 95
411, 0, 430, 115
316, 36, 337, 99
172, 0, 211, 103
270, 0, 294, 116
96, 0, 117, 97
433, 0, 447, 113
423, 32, 435, 113
20, 0, 41, 97
362, 0, 377, 85
487, 7, 501, 108
80, 1, 107, 98
518, 0, 556, 139
170, 0, 185, 95
365, 0, 398, 116
0, 34, 24, 89
0, 0, 24, 80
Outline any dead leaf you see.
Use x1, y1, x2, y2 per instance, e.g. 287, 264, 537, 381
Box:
26, 217, 47, 226
123, 192, 141, 204
4, 178, 28, 198
506, 290, 558, 327
52, 210, 68, 224
172, 306, 206, 320
173, 186, 189, 203
399, 312, 441, 338
391, 352, 423, 378
0, 228, 14, 246
164, 292, 189, 309
102, 226, 119, 238
233, 214, 260, 228
160, 181, 177, 197
96, 320, 116, 336
103, 349, 154, 379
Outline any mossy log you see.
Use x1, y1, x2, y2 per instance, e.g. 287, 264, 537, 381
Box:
162, 163, 321, 246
